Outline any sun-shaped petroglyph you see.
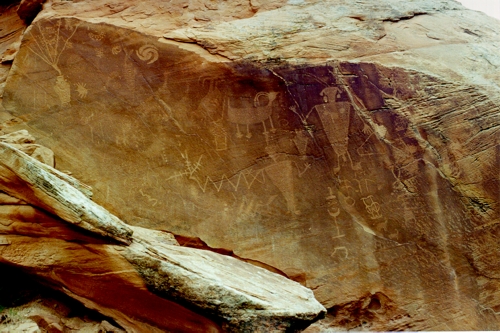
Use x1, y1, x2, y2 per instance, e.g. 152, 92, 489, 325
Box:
75, 82, 88, 99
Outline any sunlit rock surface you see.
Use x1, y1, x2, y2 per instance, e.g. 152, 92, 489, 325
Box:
0, 132, 325, 332
0, 0, 499, 331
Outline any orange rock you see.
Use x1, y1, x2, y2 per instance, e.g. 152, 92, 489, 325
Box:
0, 236, 222, 332
0, 140, 326, 331
1, 0, 500, 331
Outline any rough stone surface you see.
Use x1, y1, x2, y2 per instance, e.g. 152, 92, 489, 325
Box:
0, 0, 499, 331
0, 140, 132, 243
17, 0, 46, 25
0, 1, 27, 97
0, 136, 326, 331
125, 232, 325, 332
0, 266, 126, 333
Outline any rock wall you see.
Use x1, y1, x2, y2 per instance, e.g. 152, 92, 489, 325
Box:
0, 131, 326, 332
0, 0, 499, 331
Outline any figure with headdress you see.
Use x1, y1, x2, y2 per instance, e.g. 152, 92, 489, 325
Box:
313, 87, 357, 173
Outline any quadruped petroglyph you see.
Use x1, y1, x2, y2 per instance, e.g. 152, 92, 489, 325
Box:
227, 91, 279, 139
9, 19, 403, 227
7, 21, 493, 195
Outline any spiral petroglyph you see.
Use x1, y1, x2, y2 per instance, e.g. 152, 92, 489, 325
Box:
136, 44, 159, 64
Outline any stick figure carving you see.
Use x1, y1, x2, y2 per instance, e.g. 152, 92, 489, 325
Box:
325, 187, 349, 260
227, 92, 278, 139
326, 187, 345, 239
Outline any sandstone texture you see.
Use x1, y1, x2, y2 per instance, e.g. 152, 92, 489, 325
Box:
0, 0, 499, 331
0, 132, 325, 332
0, 266, 125, 333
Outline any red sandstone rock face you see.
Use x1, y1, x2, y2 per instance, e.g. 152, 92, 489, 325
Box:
0, 0, 500, 331
0, 133, 326, 331
0, 1, 27, 99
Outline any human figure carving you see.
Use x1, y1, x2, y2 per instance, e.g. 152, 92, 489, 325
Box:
313, 87, 359, 173
264, 144, 300, 215
326, 187, 345, 239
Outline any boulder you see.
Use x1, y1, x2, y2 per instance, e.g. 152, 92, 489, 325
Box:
0, 266, 126, 333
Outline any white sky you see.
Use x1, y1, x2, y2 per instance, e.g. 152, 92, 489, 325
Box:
458, 0, 500, 20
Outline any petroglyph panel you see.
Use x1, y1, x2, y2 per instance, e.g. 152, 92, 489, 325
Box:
3, 16, 500, 331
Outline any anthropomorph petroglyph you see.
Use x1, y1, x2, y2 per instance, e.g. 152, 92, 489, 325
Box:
54, 75, 71, 105
27, 20, 80, 106
312, 87, 358, 173
292, 129, 310, 157
326, 185, 350, 261
209, 120, 228, 151
264, 161, 298, 215
264, 144, 306, 215
326, 187, 345, 240
123, 50, 137, 91
196, 80, 228, 150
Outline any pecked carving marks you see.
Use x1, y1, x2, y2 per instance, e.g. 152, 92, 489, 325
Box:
311, 86, 359, 173
25, 19, 80, 106
0, 130, 327, 332
167, 152, 266, 194
4, 17, 173, 113
3, 13, 500, 331
135, 44, 159, 64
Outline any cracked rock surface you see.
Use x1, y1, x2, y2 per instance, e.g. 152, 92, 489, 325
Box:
0, 132, 325, 331
0, 0, 499, 331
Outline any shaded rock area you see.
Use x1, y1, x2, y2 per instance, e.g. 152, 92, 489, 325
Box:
0, 265, 125, 333
0, 0, 499, 331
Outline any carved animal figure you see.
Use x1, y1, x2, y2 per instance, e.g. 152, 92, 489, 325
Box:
227, 91, 278, 138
